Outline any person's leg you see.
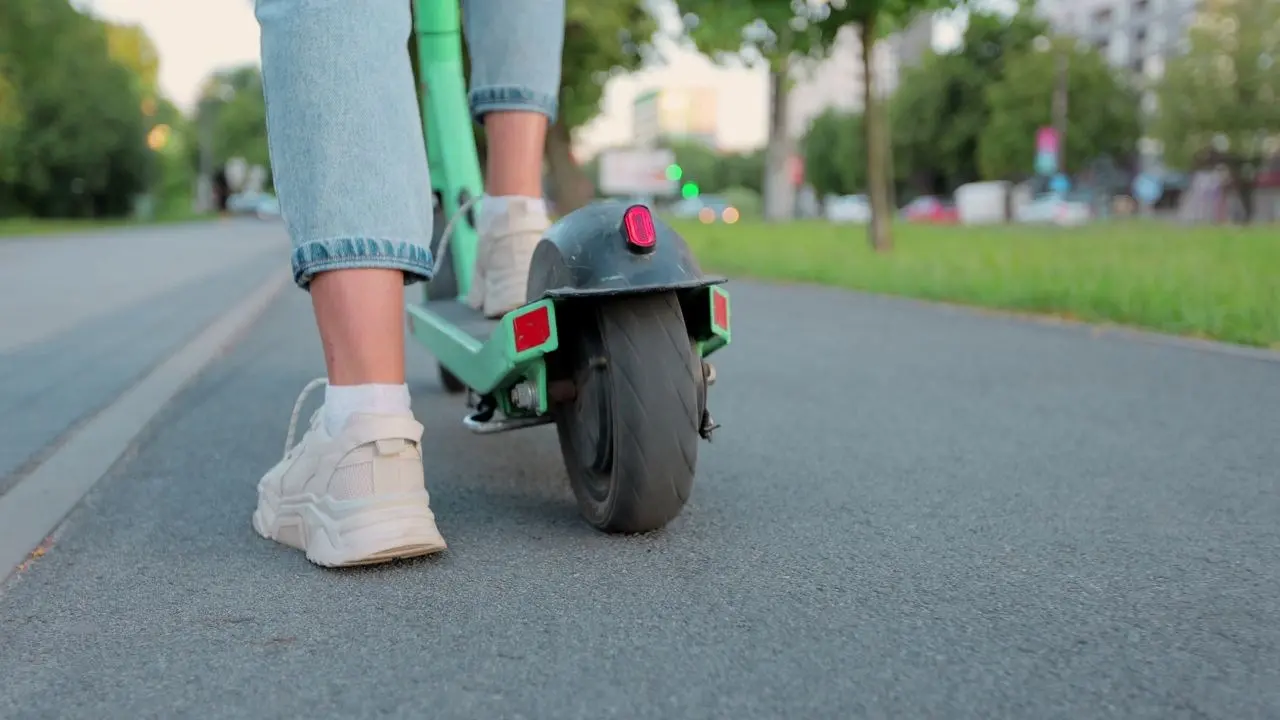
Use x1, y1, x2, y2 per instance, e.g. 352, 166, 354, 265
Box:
461, 0, 565, 318
252, 0, 445, 566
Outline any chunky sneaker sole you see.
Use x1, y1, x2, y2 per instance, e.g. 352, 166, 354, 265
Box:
253, 489, 446, 567
252, 379, 448, 568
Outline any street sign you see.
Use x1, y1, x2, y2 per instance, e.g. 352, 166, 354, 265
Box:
1035, 127, 1060, 175
788, 155, 804, 186
1132, 173, 1162, 205
1036, 152, 1057, 176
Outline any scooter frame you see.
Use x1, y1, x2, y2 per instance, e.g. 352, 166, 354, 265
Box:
404, 0, 730, 430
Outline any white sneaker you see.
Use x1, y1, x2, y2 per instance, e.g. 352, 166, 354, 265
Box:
252, 378, 447, 567
466, 197, 549, 318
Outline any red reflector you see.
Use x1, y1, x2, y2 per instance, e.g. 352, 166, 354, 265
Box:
512, 305, 551, 353
712, 289, 729, 331
622, 204, 656, 250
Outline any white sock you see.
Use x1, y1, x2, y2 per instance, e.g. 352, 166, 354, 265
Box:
478, 195, 547, 234
323, 383, 412, 436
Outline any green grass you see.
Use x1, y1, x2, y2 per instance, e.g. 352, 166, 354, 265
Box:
675, 219, 1280, 349
0, 211, 213, 238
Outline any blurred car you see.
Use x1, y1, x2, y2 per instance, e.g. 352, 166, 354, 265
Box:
226, 191, 281, 220
901, 195, 959, 224
670, 195, 740, 224
824, 194, 870, 224
1015, 194, 1090, 226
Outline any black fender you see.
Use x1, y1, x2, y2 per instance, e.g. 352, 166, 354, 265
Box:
526, 200, 726, 302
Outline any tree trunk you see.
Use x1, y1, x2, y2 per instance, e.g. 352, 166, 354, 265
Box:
861, 18, 893, 252
762, 66, 795, 222
881, 79, 896, 212
544, 118, 593, 215
1227, 160, 1255, 224
880, 94, 896, 212
1238, 180, 1255, 224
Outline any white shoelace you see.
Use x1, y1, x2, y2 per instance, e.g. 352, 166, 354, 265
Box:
284, 377, 328, 459
432, 194, 482, 277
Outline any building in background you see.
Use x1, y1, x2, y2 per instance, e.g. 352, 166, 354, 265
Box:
895, 12, 937, 70
1039, 0, 1198, 65
787, 13, 938, 141
632, 87, 719, 148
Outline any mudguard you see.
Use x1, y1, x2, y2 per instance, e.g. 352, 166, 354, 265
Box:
526, 200, 726, 301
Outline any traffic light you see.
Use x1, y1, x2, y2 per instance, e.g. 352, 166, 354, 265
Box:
681, 182, 699, 199
665, 164, 683, 181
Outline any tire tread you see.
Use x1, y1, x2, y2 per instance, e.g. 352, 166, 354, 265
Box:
560, 292, 701, 533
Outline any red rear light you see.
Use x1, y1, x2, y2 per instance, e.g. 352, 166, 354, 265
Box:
622, 204, 656, 252
712, 288, 729, 331
512, 305, 551, 353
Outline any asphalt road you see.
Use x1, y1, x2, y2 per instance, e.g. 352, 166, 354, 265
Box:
1, 227, 1278, 718
0, 221, 282, 487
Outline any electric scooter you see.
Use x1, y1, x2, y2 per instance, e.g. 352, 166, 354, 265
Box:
405, 0, 731, 534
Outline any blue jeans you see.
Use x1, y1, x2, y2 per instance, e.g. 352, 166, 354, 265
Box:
255, 0, 564, 289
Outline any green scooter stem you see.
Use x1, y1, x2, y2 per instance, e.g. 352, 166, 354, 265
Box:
412, 0, 482, 301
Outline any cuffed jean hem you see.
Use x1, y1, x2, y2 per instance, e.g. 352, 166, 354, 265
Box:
469, 86, 559, 123
291, 238, 434, 289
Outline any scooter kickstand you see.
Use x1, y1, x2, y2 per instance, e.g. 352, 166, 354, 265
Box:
698, 408, 720, 441
462, 394, 552, 435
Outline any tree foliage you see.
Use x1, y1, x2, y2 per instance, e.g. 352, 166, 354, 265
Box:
558, 0, 656, 131
545, 0, 658, 211
0, 64, 23, 185
977, 37, 1140, 180
194, 65, 271, 175
674, 0, 956, 68
105, 22, 161, 97
0, 0, 152, 218
889, 7, 1048, 194
663, 140, 765, 195
1154, 0, 1279, 220
672, 0, 861, 223
801, 108, 865, 197
1157, 0, 1280, 168
675, 0, 964, 244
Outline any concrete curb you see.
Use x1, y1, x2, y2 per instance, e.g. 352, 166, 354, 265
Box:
0, 267, 291, 580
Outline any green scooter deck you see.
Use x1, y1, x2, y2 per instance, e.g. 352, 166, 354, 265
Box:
406, 298, 559, 412
419, 299, 498, 341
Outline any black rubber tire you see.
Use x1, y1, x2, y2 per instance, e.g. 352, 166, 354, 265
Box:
438, 364, 467, 394
553, 292, 703, 533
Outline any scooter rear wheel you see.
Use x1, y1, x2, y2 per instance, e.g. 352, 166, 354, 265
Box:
553, 292, 704, 533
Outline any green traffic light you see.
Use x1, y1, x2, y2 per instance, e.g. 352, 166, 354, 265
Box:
666, 164, 683, 181
681, 182, 698, 199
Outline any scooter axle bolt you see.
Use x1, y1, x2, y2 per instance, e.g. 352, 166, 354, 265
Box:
510, 382, 539, 410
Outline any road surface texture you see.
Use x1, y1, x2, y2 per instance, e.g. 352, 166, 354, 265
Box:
0, 221, 283, 489
2, 259, 1278, 717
